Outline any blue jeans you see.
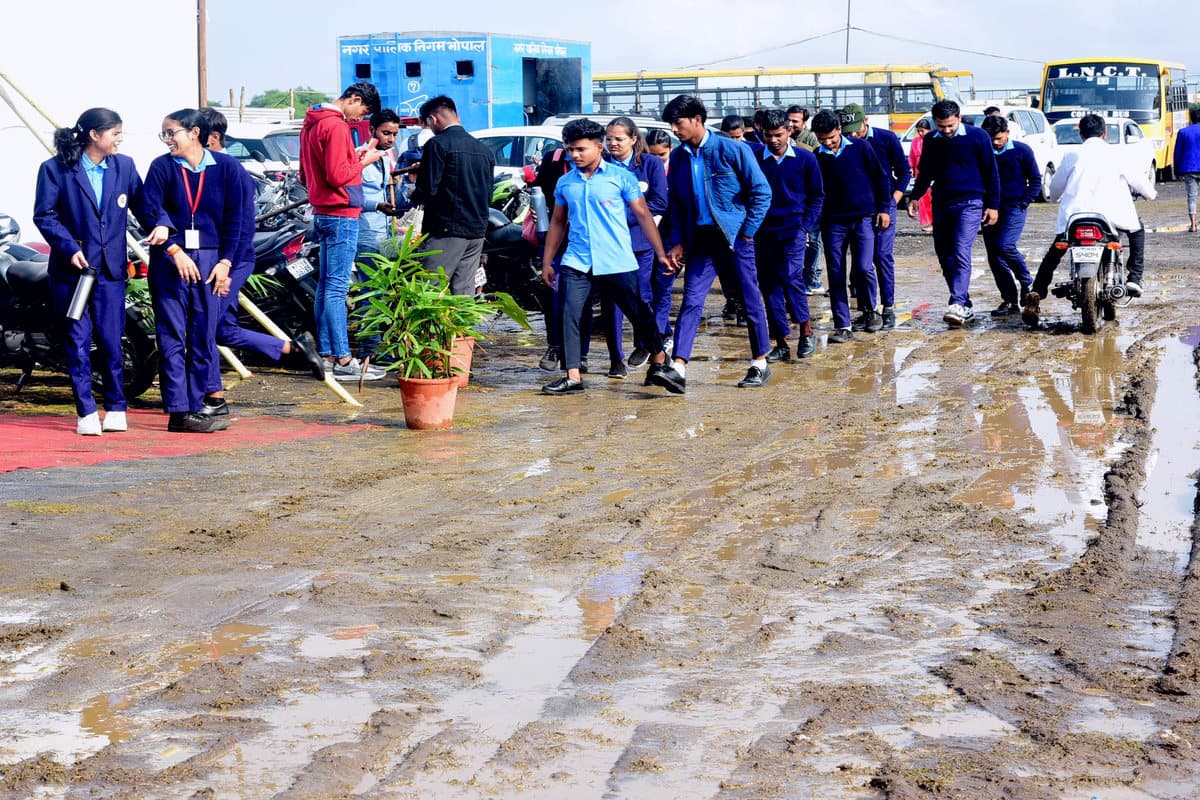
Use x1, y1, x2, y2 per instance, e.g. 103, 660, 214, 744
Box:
313, 214, 359, 359
355, 230, 383, 359
982, 205, 1032, 305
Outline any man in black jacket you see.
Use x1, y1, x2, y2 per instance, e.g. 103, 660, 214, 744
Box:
411, 95, 496, 295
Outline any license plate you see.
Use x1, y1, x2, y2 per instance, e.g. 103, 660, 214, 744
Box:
1071, 246, 1102, 262
286, 258, 314, 279
473, 266, 487, 288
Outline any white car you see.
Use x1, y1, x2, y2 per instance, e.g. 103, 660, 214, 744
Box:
471, 125, 566, 181
1052, 119, 1157, 188
542, 113, 678, 146
902, 106, 1059, 201
224, 122, 302, 175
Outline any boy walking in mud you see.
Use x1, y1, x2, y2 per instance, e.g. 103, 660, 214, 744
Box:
539, 119, 675, 396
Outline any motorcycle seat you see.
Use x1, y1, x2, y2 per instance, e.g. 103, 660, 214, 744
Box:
488, 222, 525, 247
0, 256, 48, 296
253, 228, 297, 259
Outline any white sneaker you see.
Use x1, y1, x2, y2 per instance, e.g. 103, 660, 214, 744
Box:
943, 304, 966, 327
101, 410, 127, 432
76, 412, 102, 436
332, 357, 387, 381
961, 306, 976, 324
1125, 281, 1143, 298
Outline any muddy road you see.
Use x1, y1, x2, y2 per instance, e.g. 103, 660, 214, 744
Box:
2, 186, 1200, 799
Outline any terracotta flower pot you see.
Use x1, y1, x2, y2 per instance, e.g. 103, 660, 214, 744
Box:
449, 336, 476, 388
397, 376, 458, 430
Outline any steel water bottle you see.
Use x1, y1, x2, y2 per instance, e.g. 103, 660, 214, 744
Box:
65, 267, 97, 321
530, 187, 550, 234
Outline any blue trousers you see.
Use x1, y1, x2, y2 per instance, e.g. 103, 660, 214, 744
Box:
932, 198, 983, 307
982, 204, 1032, 305
851, 202, 896, 309
756, 227, 811, 342
603, 248, 653, 361
672, 226, 770, 362
207, 259, 286, 393
151, 249, 220, 414
313, 214, 359, 359
50, 266, 127, 417
561, 266, 662, 371
823, 217, 876, 330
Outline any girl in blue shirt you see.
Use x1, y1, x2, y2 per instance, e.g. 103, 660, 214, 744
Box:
142, 108, 245, 433
33, 108, 161, 436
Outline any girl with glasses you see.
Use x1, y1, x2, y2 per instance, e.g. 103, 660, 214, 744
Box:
142, 108, 246, 433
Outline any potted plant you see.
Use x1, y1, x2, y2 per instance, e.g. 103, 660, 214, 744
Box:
353, 229, 530, 429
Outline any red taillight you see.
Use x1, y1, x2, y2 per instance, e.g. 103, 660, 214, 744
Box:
282, 233, 305, 261
126, 259, 149, 279
1071, 224, 1103, 244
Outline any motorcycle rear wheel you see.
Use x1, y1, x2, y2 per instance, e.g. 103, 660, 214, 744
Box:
1079, 276, 1099, 335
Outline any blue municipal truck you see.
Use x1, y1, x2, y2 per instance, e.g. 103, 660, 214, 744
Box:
338, 31, 592, 129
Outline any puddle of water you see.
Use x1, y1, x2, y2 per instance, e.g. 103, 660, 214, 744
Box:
521, 458, 551, 478
299, 624, 379, 659
1137, 338, 1200, 569
909, 707, 1017, 739
895, 360, 939, 405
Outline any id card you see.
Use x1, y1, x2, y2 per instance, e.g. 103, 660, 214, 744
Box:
184, 228, 200, 249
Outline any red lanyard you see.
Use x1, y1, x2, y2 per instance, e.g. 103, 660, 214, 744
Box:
179, 166, 206, 228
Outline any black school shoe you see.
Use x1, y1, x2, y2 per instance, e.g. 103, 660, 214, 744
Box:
990, 301, 1018, 317
198, 398, 229, 417
627, 347, 650, 368
881, 307, 896, 329
542, 377, 584, 395
289, 332, 326, 379
606, 361, 629, 379
765, 344, 791, 363
828, 328, 854, 344
168, 411, 231, 433
737, 365, 771, 388
797, 335, 816, 358
648, 363, 686, 394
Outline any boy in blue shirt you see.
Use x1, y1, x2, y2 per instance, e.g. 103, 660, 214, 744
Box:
980, 115, 1040, 316
752, 109, 824, 361
540, 119, 673, 395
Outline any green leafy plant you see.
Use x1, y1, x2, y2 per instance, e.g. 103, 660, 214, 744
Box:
352, 229, 531, 380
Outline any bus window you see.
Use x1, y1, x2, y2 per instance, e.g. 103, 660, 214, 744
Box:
892, 86, 935, 114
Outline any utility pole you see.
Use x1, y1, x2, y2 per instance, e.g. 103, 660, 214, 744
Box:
844, 0, 851, 64
197, 0, 208, 107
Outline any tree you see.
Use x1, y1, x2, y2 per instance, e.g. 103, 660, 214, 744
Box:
248, 87, 332, 118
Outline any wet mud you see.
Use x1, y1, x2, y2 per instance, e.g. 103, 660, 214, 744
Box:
3, 185, 1200, 798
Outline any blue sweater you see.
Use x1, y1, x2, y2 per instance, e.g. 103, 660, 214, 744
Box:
663, 135, 771, 249
144, 151, 246, 263
1175, 123, 1200, 174
750, 143, 824, 234
814, 137, 890, 223
862, 127, 911, 200
911, 124, 1001, 209
604, 150, 667, 252
994, 140, 1042, 208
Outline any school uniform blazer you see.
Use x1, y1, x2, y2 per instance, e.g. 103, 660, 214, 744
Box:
33, 153, 164, 281
662, 134, 771, 251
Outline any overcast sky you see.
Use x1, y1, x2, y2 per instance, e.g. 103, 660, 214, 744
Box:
207, 0, 1197, 99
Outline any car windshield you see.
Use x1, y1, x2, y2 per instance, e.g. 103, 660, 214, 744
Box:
225, 136, 276, 161
1055, 124, 1121, 145
265, 131, 300, 161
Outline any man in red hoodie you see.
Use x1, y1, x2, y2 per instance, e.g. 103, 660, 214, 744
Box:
299, 81, 388, 380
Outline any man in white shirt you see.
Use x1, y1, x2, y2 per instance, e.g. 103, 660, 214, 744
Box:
1023, 114, 1156, 327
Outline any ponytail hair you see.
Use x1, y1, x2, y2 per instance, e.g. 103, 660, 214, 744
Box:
607, 117, 647, 166
54, 107, 122, 168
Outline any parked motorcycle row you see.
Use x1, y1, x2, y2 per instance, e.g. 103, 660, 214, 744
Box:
0, 164, 551, 401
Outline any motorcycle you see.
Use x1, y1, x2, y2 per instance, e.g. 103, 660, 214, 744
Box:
233, 204, 321, 347
1049, 212, 1128, 334
0, 218, 158, 399
480, 208, 550, 315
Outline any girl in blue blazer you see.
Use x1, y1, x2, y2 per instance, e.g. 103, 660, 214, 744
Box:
33, 108, 163, 436
142, 108, 245, 433
601, 117, 670, 376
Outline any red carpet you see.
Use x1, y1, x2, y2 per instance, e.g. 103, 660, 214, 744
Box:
0, 410, 373, 473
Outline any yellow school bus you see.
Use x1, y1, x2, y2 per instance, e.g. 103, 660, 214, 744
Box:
1039, 58, 1190, 179
592, 64, 973, 135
